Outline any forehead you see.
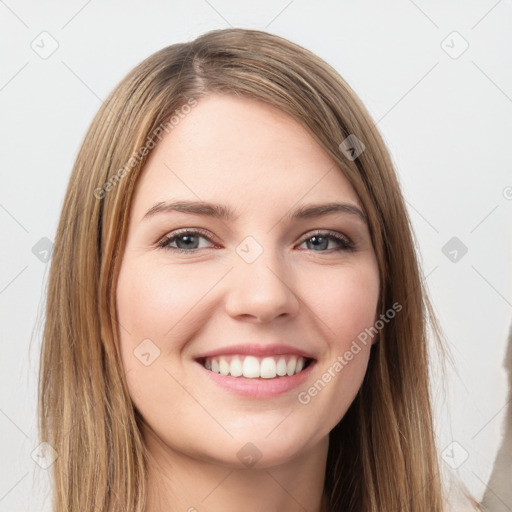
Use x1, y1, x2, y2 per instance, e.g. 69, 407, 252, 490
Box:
131, 94, 361, 219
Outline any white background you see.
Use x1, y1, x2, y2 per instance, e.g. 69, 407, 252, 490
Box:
0, 1, 511, 510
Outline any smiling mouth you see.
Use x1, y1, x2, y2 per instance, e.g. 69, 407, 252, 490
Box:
196, 354, 315, 379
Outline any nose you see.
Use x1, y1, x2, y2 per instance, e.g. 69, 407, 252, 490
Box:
224, 250, 300, 323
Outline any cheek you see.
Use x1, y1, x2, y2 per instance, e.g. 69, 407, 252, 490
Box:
115, 260, 205, 411
306, 261, 380, 348
295, 261, 379, 420
116, 261, 210, 342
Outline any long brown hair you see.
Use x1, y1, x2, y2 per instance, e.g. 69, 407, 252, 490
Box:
39, 27, 456, 511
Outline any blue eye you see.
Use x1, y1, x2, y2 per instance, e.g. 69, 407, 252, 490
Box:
298, 231, 355, 252
157, 229, 215, 253
157, 229, 355, 253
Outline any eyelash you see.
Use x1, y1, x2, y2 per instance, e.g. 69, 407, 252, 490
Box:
156, 228, 356, 254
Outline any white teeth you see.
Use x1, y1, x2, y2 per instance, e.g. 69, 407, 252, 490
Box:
219, 356, 230, 376
202, 354, 310, 378
242, 356, 260, 378
286, 356, 297, 376
260, 357, 276, 379
276, 357, 287, 376
230, 356, 243, 377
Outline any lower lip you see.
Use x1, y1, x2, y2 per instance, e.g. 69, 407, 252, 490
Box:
194, 360, 316, 398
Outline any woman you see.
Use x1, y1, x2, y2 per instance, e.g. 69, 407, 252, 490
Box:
38, 28, 482, 511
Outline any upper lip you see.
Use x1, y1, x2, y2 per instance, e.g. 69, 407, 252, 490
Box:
194, 343, 316, 360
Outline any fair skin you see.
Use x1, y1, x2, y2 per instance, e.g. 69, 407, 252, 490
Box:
116, 93, 380, 511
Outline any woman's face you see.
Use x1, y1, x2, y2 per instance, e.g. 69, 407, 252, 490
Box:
116, 93, 380, 468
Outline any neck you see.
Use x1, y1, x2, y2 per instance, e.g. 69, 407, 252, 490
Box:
142, 424, 329, 512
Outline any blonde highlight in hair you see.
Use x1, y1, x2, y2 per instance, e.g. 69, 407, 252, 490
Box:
39, 27, 452, 511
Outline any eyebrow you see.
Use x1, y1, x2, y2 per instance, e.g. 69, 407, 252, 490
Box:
141, 200, 367, 224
